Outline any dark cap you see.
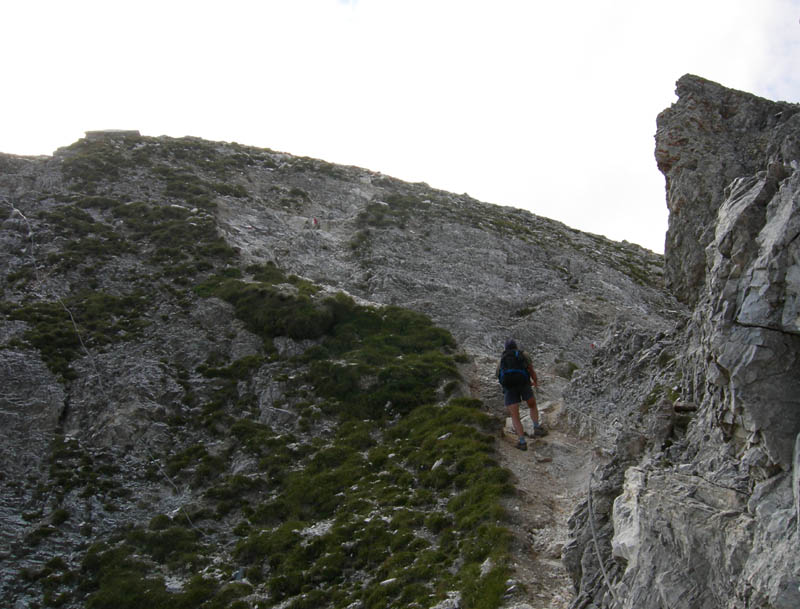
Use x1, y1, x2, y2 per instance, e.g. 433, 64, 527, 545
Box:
504, 338, 517, 350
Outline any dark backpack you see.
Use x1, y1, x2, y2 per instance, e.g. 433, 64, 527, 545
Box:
498, 349, 529, 389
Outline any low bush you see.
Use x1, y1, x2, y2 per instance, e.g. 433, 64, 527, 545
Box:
4, 288, 149, 380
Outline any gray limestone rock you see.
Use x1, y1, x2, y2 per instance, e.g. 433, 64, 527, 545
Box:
654, 74, 800, 306
0, 349, 64, 507
795, 433, 800, 535
565, 75, 800, 609
697, 154, 800, 470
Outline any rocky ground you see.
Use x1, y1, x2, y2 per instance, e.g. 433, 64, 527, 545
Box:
468, 358, 613, 609
497, 428, 601, 609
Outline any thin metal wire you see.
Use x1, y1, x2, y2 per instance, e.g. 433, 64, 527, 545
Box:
587, 470, 623, 608
3, 195, 205, 537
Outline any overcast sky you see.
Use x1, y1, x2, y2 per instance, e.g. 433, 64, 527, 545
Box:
3, 1, 799, 252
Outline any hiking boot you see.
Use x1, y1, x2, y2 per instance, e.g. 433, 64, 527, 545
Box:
532, 424, 548, 438
515, 439, 528, 451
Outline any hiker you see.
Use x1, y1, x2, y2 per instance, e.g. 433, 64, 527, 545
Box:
497, 338, 547, 451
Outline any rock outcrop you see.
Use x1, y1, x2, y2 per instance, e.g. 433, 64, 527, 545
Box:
566, 75, 800, 609
655, 74, 800, 305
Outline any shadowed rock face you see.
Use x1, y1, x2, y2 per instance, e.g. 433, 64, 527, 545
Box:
566, 75, 800, 609
656, 76, 800, 486
655, 74, 800, 306
699, 164, 800, 469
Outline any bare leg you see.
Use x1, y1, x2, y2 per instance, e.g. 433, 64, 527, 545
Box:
508, 402, 525, 438
526, 394, 539, 425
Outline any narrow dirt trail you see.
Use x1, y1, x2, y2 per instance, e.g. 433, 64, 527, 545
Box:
493, 417, 605, 608
472, 361, 607, 608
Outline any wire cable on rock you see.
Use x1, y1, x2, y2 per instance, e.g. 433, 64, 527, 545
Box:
3, 195, 205, 537
587, 470, 623, 608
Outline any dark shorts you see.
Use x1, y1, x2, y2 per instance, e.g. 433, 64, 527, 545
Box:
504, 383, 533, 406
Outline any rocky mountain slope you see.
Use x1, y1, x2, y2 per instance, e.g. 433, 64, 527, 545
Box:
0, 124, 674, 609
1, 73, 797, 609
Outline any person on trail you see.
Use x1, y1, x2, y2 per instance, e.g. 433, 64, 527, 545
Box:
496, 338, 547, 451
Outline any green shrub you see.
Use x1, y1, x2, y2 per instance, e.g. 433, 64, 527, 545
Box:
148, 514, 172, 531
61, 139, 133, 192
197, 355, 264, 380
153, 165, 216, 210
112, 201, 234, 267
7, 265, 36, 286
336, 420, 376, 451
165, 444, 227, 484
125, 526, 200, 567
51, 508, 70, 526
39, 205, 99, 237
234, 520, 305, 566
205, 474, 264, 502
195, 276, 335, 341
5, 290, 149, 379
287, 589, 332, 609
230, 389, 512, 608
459, 560, 511, 609
299, 303, 459, 420
245, 261, 286, 284
356, 193, 426, 229
80, 543, 239, 609
211, 181, 248, 198
76, 195, 124, 211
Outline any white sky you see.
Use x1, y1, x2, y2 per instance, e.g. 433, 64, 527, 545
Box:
2, 1, 799, 253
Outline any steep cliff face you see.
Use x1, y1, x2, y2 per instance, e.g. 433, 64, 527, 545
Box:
566, 75, 800, 609
655, 74, 800, 305
662, 76, 800, 608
